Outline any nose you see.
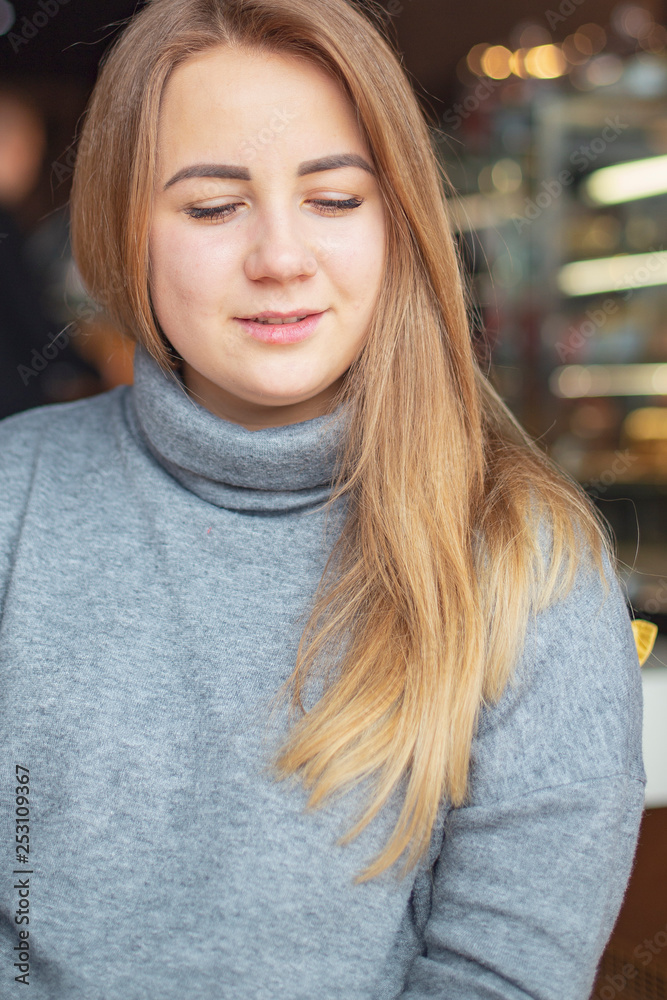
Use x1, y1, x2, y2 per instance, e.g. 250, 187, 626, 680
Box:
244, 210, 318, 283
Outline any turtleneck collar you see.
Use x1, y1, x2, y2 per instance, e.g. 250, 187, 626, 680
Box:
126, 342, 351, 514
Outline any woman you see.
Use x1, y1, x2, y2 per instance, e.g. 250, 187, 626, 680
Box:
0, 0, 646, 997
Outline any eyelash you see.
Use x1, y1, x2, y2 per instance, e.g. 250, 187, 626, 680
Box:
185, 197, 364, 222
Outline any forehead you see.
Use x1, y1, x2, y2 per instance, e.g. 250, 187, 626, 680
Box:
157, 45, 365, 160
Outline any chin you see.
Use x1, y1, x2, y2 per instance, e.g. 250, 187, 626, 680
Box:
246, 390, 324, 409
241, 376, 332, 405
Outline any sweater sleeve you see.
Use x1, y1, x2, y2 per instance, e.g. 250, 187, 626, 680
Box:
398, 774, 645, 999
397, 544, 646, 1000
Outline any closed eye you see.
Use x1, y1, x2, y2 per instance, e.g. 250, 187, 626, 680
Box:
310, 197, 363, 214
184, 197, 364, 223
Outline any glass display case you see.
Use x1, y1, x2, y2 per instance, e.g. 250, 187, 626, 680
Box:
437, 47, 667, 643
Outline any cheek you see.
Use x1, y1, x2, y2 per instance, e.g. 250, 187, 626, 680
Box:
330, 221, 385, 313
149, 221, 237, 314
322, 217, 385, 309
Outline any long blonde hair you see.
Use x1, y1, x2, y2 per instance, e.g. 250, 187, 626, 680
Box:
70, 0, 615, 884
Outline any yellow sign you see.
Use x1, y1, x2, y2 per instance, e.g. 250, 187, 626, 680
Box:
631, 619, 658, 667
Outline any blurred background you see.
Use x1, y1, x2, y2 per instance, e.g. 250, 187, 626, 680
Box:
0, 1, 665, 992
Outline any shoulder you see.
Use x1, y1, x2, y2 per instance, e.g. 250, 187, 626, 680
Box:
468, 537, 645, 804
0, 387, 128, 464
0, 387, 129, 507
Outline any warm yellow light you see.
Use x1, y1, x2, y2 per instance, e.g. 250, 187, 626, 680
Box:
624, 407, 667, 440
524, 44, 567, 79
466, 43, 490, 76
480, 45, 512, 79
585, 154, 667, 206
558, 251, 667, 296
509, 48, 529, 77
550, 364, 667, 398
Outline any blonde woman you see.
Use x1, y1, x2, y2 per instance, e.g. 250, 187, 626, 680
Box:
0, 1, 645, 997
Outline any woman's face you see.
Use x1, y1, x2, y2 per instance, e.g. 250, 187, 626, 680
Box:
149, 45, 386, 430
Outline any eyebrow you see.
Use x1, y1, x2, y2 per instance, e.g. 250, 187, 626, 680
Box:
163, 153, 375, 190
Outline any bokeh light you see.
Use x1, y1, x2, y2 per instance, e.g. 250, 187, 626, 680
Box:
615, 5, 653, 39
466, 43, 490, 77
491, 158, 523, 193
480, 45, 513, 80
524, 44, 567, 79
509, 49, 529, 77
562, 35, 591, 65
585, 54, 624, 87
624, 407, 667, 440
639, 25, 667, 52
577, 23, 607, 53
0, 0, 15, 34
519, 24, 551, 48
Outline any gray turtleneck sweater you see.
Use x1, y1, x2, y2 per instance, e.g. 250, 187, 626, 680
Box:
0, 344, 645, 999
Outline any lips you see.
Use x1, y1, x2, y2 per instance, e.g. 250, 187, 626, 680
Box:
239, 310, 322, 324
236, 311, 325, 344
251, 315, 309, 325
